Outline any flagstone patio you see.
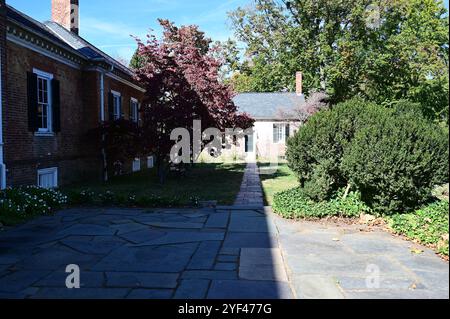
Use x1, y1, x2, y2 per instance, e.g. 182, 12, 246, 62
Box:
0, 163, 448, 299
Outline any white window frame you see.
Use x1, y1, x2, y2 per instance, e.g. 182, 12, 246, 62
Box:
132, 158, 141, 172
33, 68, 54, 134
37, 167, 58, 189
273, 123, 286, 144
111, 90, 121, 120
130, 97, 139, 123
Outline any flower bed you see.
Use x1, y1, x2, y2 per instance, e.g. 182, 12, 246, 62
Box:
0, 186, 68, 226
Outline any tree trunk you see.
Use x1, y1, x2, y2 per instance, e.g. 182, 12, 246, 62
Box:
101, 133, 108, 182
157, 157, 166, 184
343, 183, 351, 199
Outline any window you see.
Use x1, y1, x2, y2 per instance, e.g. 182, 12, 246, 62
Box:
34, 69, 54, 133
112, 91, 122, 120
132, 158, 141, 172
147, 156, 154, 169
245, 133, 254, 153
37, 167, 58, 189
273, 123, 290, 143
130, 98, 139, 123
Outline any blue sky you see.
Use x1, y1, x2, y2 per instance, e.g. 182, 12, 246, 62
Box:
6, 0, 450, 63
7, 0, 250, 62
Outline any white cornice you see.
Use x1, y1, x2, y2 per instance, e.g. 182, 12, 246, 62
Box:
7, 34, 82, 70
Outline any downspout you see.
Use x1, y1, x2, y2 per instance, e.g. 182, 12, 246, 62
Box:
100, 70, 108, 182
0, 38, 5, 189
100, 64, 114, 182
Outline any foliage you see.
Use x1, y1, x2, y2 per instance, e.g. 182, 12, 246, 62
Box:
388, 201, 449, 256
0, 187, 68, 225
287, 98, 449, 214
66, 189, 95, 205
132, 20, 254, 182
342, 107, 449, 213
129, 48, 146, 70
287, 98, 381, 189
296, 90, 330, 122
228, 0, 449, 122
91, 119, 141, 175
272, 187, 371, 219
302, 159, 337, 201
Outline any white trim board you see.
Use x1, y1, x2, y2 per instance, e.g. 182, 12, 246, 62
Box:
106, 72, 146, 93
7, 34, 82, 70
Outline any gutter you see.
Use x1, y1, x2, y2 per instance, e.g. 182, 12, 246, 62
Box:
99, 65, 113, 182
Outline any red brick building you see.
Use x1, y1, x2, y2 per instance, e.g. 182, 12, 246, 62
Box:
0, 0, 146, 189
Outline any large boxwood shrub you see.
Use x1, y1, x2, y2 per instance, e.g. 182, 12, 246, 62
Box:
286, 98, 386, 200
342, 110, 449, 213
286, 98, 449, 214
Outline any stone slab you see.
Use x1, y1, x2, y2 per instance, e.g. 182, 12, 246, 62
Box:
174, 279, 210, 299
187, 241, 221, 270
92, 243, 197, 273
105, 272, 178, 288
207, 280, 293, 299
34, 271, 105, 288
293, 275, 344, 299
135, 231, 225, 246
205, 213, 229, 228
181, 270, 238, 280
223, 233, 277, 248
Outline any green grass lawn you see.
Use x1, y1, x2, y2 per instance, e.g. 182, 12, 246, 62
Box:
63, 163, 246, 206
259, 162, 299, 206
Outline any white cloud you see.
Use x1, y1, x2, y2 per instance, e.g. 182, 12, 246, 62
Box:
80, 16, 147, 40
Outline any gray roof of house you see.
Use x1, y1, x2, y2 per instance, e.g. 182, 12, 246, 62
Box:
43, 21, 132, 75
6, 5, 132, 75
233, 93, 305, 120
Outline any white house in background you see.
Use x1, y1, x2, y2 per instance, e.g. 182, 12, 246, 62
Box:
224, 72, 305, 162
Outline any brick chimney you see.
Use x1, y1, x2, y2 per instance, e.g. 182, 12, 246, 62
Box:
296, 71, 303, 96
52, 0, 79, 34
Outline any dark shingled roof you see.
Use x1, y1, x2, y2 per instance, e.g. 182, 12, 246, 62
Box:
43, 21, 132, 75
233, 93, 305, 120
6, 5, 133, 75
6, 5, 75, 50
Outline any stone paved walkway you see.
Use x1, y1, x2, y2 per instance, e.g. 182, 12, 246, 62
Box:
0, 206, 292, 299
234, 163, 264, 206
0, 206, 448, 299
274, 215, 449, 299
0, 164, 448, 299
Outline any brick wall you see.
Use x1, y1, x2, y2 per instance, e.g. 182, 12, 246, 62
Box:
4, 42, 102, 186
102, 75, 145, 174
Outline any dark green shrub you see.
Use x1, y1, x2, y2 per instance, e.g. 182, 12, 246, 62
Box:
286, 98, 384, 196
272, 187, 371, 219
287, 98, 449, 214
388, 201, 449, 256
342, 111, 449, 213
302, 159, 337, 201
98, 191, 115, 205
67, 189, 95, 205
